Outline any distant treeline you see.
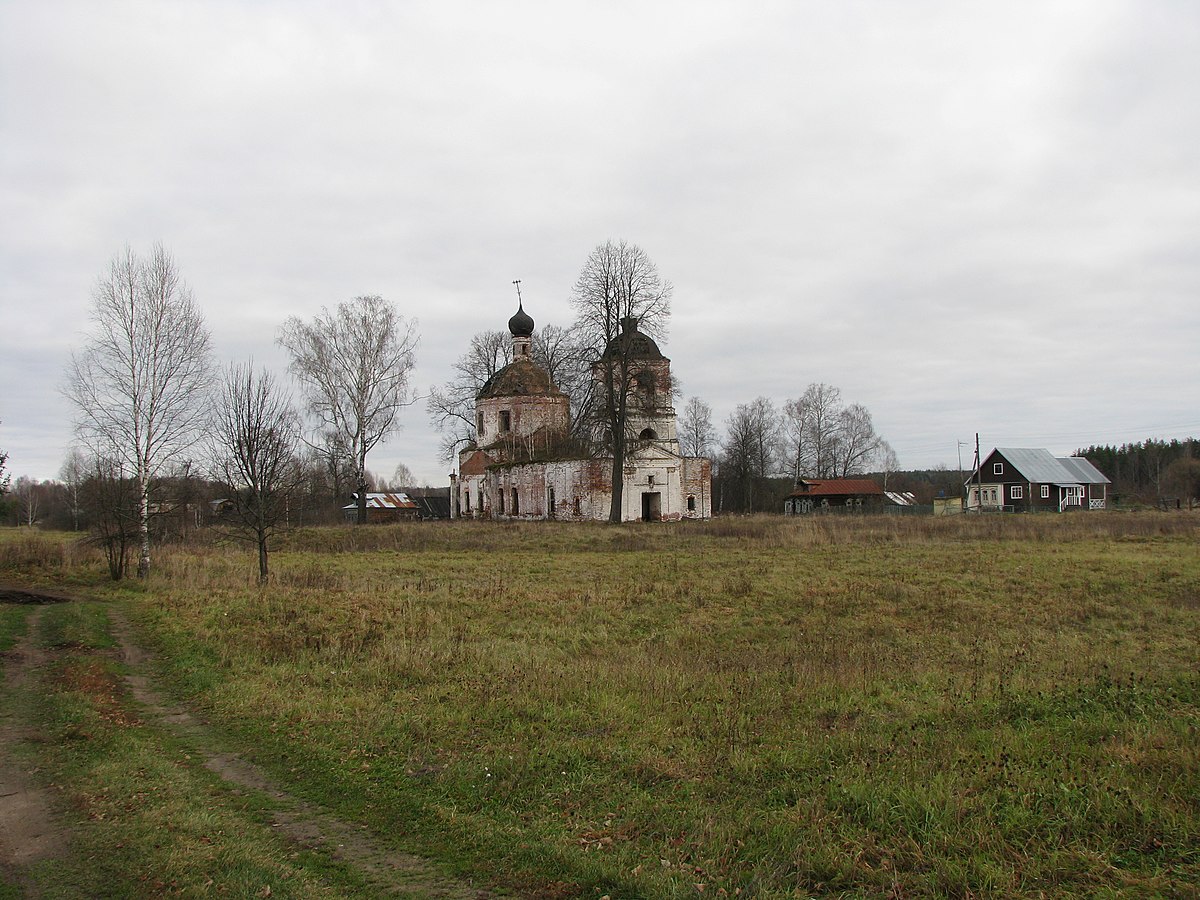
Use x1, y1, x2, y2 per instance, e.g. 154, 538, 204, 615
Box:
1078, 438, 1199, 502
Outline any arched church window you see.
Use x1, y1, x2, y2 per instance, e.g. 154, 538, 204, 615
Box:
639, 428, 658, 440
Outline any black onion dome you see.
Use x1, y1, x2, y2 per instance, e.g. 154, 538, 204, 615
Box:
601, 315, 665, 359
508, 302, 534, 338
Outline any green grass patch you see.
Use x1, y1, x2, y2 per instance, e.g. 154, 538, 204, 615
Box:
3, 600, 393, 898
6, 512, 1200, 897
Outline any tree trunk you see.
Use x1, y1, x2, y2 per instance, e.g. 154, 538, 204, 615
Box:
609, 438, 624, 523
137, 477, 151, 579
356, 451, 368, 525
607, 367, 628, 524
257, 534, 269, 584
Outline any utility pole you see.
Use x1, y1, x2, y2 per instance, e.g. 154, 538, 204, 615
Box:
957, 440, 968, 512
973, 432, 982, 513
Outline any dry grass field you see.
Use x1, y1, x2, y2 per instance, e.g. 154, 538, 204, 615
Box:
2, 513, 1198, 898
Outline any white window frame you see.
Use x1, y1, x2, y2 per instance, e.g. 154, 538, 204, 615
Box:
1041, 484, 1050, 499
1011, 485, 1023, 499
993, 463, 1003, 475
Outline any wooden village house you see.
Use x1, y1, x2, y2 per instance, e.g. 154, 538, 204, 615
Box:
965, 448, 1110, 512
783, 478, 915, 514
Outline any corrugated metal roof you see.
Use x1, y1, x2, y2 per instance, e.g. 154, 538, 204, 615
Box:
884, 491, 917, 506
983, 448, 1111, 485
343, 492, 419, 510
1057, 456, 1110, 484
994, 448, 1067, 483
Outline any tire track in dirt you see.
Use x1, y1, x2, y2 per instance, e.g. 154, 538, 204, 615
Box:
0, 604, 70, 896
107, 607, 496, 899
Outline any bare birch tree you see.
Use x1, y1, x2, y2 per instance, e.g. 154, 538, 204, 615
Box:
210, 363, 304, 582
65, 244, 213, 578
570, 240, 672, 522
831, 403, 882, 477
876, 439, 900, 489
678, 395, 716, 458
386, 462, 416, 490
12, 476, 43, 526
279, 295, 418, 525
0, 423, 10, 499
59, 448, 88, 530
783, 383, 843, 481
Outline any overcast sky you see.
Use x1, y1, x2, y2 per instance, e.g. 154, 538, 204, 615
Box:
3, 0, 1198, 487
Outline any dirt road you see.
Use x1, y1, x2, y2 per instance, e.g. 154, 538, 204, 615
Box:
0, 592, 497, 898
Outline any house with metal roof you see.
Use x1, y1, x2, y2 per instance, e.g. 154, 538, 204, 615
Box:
965, 448, 1110, 512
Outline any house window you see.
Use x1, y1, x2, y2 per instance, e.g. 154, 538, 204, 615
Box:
1041, 485, 1050, 499
498, 410, 511, 433
1011, 485, 1023, 499
993, 463, 1003, 475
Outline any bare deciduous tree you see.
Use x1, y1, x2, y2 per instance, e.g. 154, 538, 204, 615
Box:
678, 395, 716, 458
533, 323, 595, 440
210, 363, 304, 583
386, 462, 416, 490
570, 240, 672, 522
721, 397, 781, 511
59, 447, 88, 531
12, 476, 45, 526
783, 383, 884, 479
832, 403, 882, 478
427, 329, 511, 460
81, 454, 140, 580
65, 244, 213, 578
783, 383, 842, 481
279, 295, 418, 525
0, 421, 10, 499
876, 439, 900, 489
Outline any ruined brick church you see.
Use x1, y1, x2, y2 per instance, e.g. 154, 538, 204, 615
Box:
450, 302, 711, 521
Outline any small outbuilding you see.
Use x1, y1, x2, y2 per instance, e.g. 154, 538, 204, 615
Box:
343, 492, 422, 523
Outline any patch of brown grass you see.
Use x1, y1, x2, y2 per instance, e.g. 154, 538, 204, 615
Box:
54, 658, 142, 728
